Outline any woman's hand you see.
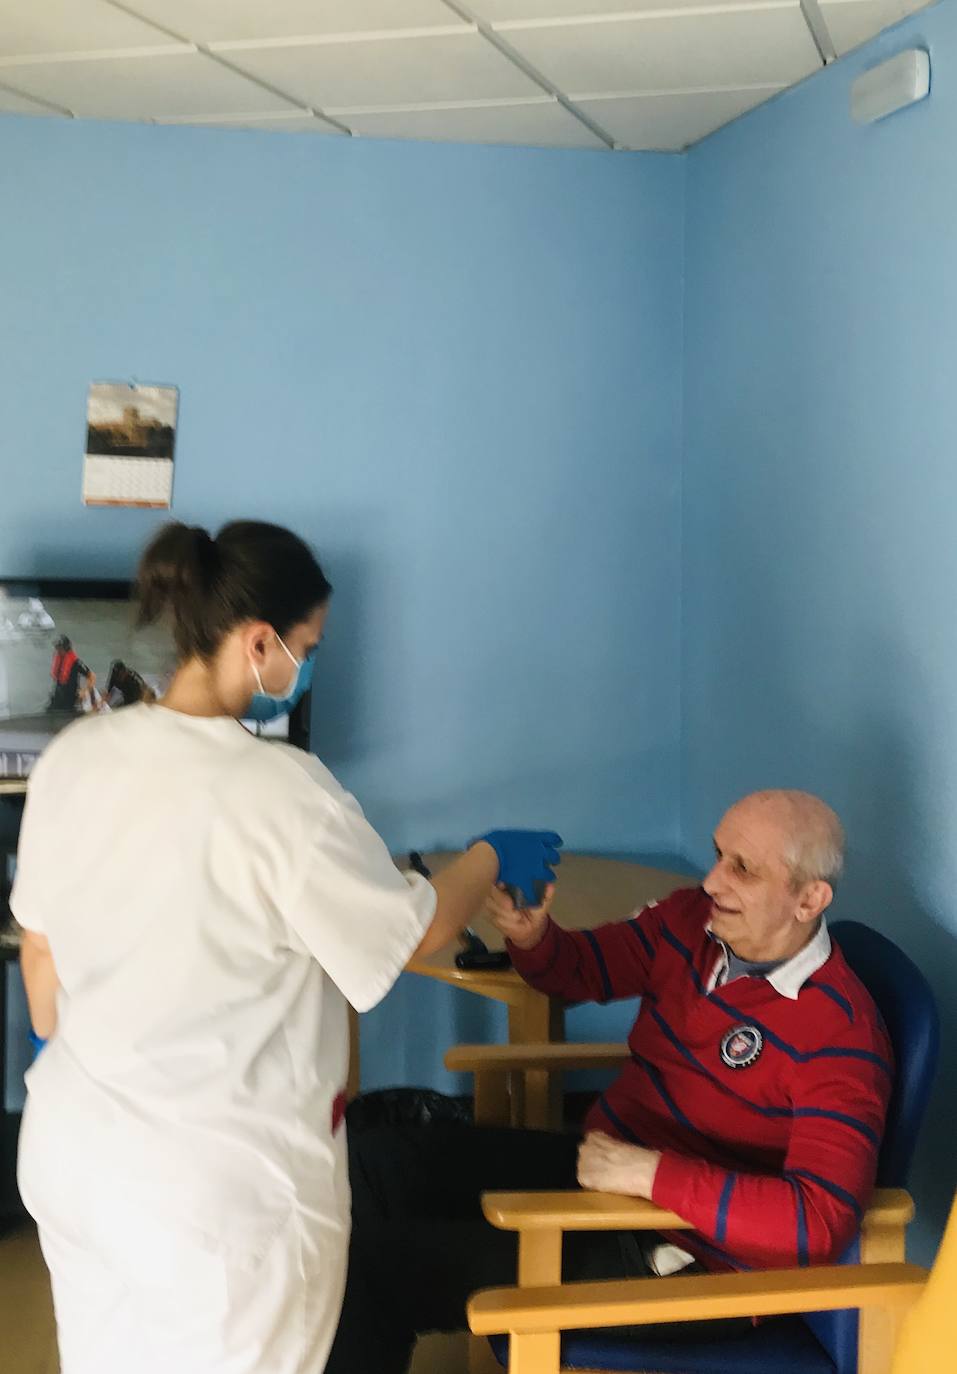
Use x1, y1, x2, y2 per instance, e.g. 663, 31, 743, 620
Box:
20, 929, 60, 1040
471, 830, 562, 908
485, 882, 554, 951
577, 1131, 661, 1199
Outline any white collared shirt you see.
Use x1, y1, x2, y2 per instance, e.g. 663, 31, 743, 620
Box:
705, 919, 832, 998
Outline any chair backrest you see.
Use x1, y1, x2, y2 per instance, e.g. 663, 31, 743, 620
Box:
803, 921, 940, 1373
829, 921, 940, 1188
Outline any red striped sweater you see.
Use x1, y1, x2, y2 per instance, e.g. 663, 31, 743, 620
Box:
507, 887, 893, 1272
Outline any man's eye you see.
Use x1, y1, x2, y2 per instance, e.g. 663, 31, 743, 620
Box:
734, 860, 749, 875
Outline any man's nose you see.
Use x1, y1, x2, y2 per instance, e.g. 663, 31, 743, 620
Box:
703, 858, 725, 895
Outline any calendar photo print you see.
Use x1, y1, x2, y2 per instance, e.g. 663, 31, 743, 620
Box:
83, 382, 178, 508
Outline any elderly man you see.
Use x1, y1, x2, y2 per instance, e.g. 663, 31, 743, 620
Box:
327, 790, 892, 1373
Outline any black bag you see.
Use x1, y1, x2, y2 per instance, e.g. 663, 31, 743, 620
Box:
345, 1087, 472, 1133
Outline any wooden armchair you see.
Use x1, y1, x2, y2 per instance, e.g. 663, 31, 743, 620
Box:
468, 1184, 919, 1374
446, 1042, 918, 1374
445, 918, 940, 1374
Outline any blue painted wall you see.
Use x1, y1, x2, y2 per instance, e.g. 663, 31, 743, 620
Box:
9, 9, 954, 1261
683, 1, 955, 1261
0, 115, 685, 1100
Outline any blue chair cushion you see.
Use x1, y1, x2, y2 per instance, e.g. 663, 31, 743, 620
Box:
489, 1316, 837, 1372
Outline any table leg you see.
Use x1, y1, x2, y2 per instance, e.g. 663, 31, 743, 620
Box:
506, 1004, 527, 1127
509, 992, 565, 1130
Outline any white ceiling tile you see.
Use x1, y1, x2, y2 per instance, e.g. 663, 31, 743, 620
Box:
154, 110, 346, 133
121, 1, 465, 44
0, 84, 63, 115
5, 51, 301, 119
0, 0, 180, 58
343, 97, 606, 147
503, 6, 821, 93
473, 0, 735, 18
577, 84, 782, 149
819, 0, 930, 56
224, 32, 540, 110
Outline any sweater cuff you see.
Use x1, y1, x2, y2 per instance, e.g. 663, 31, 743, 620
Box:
506, 917, 562, 977
650, 1149, 696, 1215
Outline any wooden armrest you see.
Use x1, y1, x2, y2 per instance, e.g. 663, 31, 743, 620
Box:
483, 1191, 689, 1232
482, 1187, 913, 1236
860, 1189, 915, 1230
468, 1263, 928, 1335
445, 1042, 628, 1073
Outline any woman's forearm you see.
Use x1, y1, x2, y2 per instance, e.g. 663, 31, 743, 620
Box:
20, 931, 59, 1039
412, 843, 500, 959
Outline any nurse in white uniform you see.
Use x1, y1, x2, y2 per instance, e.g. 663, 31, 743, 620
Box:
13, 519, 562, 1374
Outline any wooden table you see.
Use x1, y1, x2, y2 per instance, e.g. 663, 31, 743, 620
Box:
406, 852, 690, 1129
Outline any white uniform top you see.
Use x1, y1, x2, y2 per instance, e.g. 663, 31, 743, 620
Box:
13, 703, 435, 1267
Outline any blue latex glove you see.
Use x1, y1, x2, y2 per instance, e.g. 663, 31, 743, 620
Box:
28, 1031, 46, 1057
473, 830, 563, 908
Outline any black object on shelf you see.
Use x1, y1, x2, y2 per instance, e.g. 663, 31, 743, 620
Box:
455, 926, 511, 972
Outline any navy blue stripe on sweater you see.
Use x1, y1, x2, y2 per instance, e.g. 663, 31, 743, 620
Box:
711, 988, 894, 1075
660, 924, 706, 992
659, 924, 893, 1079
628, 917, 656, 961
595, 1094, 647, 1146
807, 979, 855, 1022
715, 1174, 736, 1244
583, 929, 614, 1000
791, 1107, 879, 1146
788, 1177, 811, 1265
788, 1168, 863, 1221
811, 1045, 894, 1076
649, 1007, 880, 1146
632, 1053, 711, 1142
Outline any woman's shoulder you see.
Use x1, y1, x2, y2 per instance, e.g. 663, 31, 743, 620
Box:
27, 704, 130, 774
227, 738, 350, 814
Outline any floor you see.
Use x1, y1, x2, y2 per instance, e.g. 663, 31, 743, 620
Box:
1, 1221, 473, 1374
2, 1223, 57, 1374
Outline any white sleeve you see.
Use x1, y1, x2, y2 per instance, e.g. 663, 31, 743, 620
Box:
283, 789, 436, 1013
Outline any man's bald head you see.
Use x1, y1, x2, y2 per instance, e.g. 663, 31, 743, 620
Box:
728, 790, 844, 891
706, 790, 844, 961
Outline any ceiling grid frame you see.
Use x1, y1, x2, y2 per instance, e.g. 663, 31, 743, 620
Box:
103, 0, 351, 134
0, 0, 934, 150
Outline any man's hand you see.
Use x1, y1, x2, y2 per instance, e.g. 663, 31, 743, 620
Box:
485, 882, 554, 951
577, 1131, 661, 1199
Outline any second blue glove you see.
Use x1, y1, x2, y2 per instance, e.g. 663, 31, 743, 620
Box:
473, 829, 563, 908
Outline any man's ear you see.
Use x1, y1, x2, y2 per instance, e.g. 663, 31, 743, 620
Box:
797, 880, 833, 924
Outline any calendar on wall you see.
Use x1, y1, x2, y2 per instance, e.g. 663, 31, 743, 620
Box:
83, 382, 178, 509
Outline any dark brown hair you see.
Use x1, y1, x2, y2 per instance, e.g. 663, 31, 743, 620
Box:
137, 520, 332, 661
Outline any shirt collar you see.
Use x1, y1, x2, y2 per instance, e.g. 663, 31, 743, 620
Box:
705, 918, 831, 1000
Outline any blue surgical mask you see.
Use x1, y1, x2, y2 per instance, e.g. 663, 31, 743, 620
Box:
246, 635, 317, 723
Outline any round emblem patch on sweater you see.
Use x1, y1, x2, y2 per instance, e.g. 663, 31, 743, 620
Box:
720, 1024, 764, 1069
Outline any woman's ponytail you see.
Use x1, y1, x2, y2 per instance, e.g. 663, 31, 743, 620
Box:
136, 519, 331, 662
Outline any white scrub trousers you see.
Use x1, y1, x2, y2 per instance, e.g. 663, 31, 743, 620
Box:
32, 1190, 346, 1374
